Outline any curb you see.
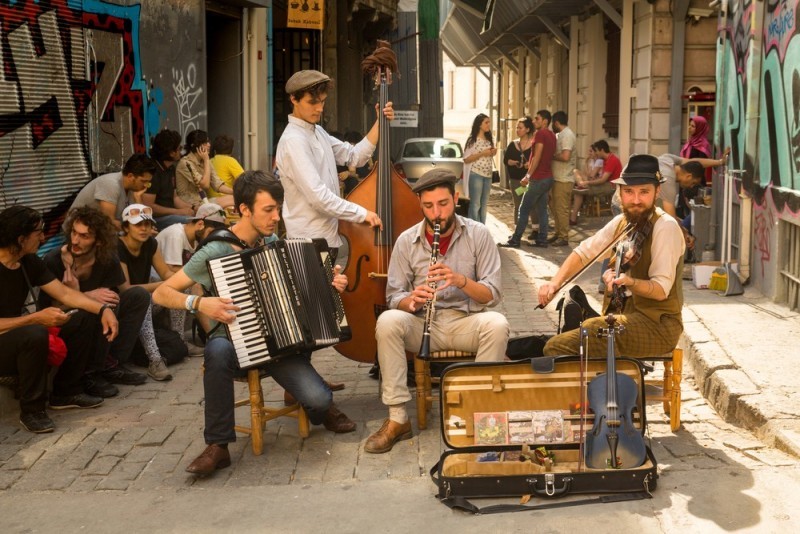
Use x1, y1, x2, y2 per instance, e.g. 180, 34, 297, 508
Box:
681, 310, 800, 458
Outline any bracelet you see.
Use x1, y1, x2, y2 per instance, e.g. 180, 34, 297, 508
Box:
630, 278, 636, 288
460, 276, 468, 289
185, 295, 197, 311
98, 303, 113, 316
193, 296, 203, 311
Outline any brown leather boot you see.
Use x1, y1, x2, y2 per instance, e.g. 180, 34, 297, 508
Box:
323, 405, 357, 433
364, 419, 412, 453
185, 444, 231, 476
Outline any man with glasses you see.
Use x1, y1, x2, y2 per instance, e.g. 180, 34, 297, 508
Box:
70, 154, 158, 230
155, 203, 229, 355
0, 206, 118, 433
40, 207, 152, 400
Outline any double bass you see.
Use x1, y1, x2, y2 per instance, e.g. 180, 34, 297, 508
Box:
335, 41, 421, 363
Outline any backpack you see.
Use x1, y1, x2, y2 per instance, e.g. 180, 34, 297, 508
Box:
555, 285, 600, 333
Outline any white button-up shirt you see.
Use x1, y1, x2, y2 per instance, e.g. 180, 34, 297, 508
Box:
276, 116, 375, 247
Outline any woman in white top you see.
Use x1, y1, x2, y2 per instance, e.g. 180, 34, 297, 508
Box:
463, 114, 497, 223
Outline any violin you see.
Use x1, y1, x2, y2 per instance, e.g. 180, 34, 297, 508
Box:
607, 217, 652, 314
583, 314, 647, 469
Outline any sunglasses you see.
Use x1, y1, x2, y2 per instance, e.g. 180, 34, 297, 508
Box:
203, 209, 226, 220
127, 206, 153, 218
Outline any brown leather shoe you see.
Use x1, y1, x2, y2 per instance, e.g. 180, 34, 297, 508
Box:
185, 444, 231, 476
364, 419, 413, 454
284, 380, 346, 406
323, 405, 357, 433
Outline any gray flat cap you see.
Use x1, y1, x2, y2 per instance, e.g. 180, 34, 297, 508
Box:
411, 168, 457, 194
285, 70, 331, 93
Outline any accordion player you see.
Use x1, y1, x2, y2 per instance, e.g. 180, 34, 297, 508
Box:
207, 237, 351, 369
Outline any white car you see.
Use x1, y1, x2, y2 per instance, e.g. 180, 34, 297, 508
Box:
394, 137, 470, 215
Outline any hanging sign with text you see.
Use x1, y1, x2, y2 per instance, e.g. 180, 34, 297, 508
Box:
391, 110, 419, 128
287, 1, 325, 30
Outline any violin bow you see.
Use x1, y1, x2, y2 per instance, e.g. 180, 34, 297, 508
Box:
536, 222, 635, 310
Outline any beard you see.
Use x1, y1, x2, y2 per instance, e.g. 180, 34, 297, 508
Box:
424, 213, 456, 235
622, 203, 656, 228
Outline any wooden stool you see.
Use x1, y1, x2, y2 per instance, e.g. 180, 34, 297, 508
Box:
585, 193, 612, 217
233, 368, 310, 455
414, 350, 476, 430
641, 348, 683, 431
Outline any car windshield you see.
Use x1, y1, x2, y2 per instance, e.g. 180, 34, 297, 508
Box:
403, 140, 462, 158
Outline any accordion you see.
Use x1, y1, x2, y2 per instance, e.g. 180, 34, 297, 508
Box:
206, 238, 351, 369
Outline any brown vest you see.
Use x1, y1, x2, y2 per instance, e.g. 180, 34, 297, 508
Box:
602, 212, 684, 323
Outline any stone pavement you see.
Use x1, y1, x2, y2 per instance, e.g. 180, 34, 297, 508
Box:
0, 188, 799, 531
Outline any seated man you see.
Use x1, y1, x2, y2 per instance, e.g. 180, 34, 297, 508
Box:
143, 128, 195, 231
41, 207, 151, 399
538, 154, 685, 358
366, 168, 509, 454
0, 206, 118, 432
70, 154, 158, 231
153, 170, 356, 477
155, 203, 229, 356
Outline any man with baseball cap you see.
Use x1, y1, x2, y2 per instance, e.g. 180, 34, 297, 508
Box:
537, 154, 686, 358
155, 203, 229, 356
365, 168, 509, 454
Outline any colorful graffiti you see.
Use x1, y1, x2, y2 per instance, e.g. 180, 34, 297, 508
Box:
720, 0, 800, 209
0, 0, 148, 224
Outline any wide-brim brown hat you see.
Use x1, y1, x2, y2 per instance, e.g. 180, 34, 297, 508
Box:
611, 154, 666, 186
411, 168, 457, 193
285, 70, 331, 94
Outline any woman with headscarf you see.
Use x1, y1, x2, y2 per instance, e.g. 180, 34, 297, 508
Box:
680, 116, 712, 159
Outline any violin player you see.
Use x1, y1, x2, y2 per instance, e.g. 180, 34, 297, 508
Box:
538, 154, 685, 358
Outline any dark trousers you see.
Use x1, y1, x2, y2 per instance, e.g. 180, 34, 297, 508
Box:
0, 325, 49, 413
55, 310, 104, 397
203, 337, 332, 444
89, 287, 150, 373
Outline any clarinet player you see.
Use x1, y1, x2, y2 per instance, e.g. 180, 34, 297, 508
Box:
365, 169, 509, 454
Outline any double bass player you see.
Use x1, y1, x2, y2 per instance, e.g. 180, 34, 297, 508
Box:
366, 169, 509, 454
275, 69, 393, 396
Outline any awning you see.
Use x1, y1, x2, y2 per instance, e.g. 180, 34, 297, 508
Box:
441, 0, 601, 67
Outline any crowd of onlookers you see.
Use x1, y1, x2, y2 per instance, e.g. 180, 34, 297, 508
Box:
0, 128, 244, 433
460, 110, 720, 256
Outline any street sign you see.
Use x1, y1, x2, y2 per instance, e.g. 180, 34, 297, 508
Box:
391, 110, 418, 128
287, 1, 324, 30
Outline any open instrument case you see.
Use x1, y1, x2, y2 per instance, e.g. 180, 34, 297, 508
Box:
430, 356, 658, 513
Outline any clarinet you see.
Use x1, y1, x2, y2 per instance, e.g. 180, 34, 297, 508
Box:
417, 223, 441, 360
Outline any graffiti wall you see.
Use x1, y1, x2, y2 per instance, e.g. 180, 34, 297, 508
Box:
0, 0, 206, 233
718, 0, 800, 296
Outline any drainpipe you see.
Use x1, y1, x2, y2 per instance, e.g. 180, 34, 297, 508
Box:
247, 8, 259, 170
617, 0, 634, 162
738, 185, 752, 283
668, 0, 690, 155
267, 4, 275, 168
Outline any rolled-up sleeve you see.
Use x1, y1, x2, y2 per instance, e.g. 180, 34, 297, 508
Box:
470, 225, 503, 307
385, 229, 418, 310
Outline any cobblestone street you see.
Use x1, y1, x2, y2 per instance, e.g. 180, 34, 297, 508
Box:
0, 189, 798, 532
